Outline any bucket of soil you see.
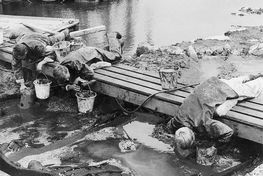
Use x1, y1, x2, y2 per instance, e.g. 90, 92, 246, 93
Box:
33, 79, 52, 99
158, 67, 180, 90
52, 41, 70, 62
75, 90, 97, 113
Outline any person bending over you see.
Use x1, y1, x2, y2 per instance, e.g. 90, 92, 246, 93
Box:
45, 32, 123, 91
12, 30, 70, 91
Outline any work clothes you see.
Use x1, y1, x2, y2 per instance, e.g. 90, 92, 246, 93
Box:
12, 31, 69, 81
59, 34, 122, 86
167, 77, 237, 142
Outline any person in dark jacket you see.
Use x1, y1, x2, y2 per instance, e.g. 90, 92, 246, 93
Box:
12, 30, 69, 91
50, 32, 123, 91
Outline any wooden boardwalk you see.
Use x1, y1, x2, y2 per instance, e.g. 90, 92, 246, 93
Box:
93, 64, 263, 144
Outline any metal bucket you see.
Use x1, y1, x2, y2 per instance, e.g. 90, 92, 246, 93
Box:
33, 79, 52, 99
75, 90, 97, 113
19, 87, 35, 109
159, 68, 180, 90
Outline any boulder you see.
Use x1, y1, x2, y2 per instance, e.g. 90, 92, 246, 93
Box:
27, 160, 44, 171
136, 42, 156, 56
249, 43, 263, 57
160, 45, 184, 55
186, 45, 198, 61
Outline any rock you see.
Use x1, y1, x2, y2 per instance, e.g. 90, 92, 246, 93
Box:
232, 49, 241, 55
118, 140, 137, 153
196, 145, 217, 166
27, 160, 44, 171
160, 45, 184, 55
249, 43, 263, 56
59, 150, 80, 163
186, 45, 198, 61
222, 43, 232, 56
136, 42, 156, 56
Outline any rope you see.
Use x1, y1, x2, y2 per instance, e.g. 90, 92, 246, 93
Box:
115, 83, 200, 114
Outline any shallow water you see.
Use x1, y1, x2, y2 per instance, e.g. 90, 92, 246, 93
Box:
1, 0, 263, 54
75, 113, 214, 176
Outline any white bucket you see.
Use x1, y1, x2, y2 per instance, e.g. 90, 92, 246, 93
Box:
159, 68, 180, 90
75, 91, 97, 113
33, 79, 52, 99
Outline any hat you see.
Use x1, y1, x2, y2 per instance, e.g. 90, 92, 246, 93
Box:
174, 127, 195, 158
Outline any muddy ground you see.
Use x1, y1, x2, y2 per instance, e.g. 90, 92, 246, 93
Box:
0, 25, 263, 175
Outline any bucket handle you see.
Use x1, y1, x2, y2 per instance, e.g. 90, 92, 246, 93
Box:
78, 80, 92, 93
35, 72, 50, 82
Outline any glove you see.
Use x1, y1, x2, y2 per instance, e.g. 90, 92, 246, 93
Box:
81, 80, 96, 87
65, 84, 80, 92
16, 79, 26, 92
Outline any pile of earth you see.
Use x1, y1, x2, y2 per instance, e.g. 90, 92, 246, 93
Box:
122, 26, 263, 85
231, 7, 263, 16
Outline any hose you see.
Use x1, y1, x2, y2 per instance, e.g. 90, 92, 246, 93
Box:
115, 83, 199, 114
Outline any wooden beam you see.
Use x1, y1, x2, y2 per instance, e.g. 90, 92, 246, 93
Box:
69, 25, 106, 38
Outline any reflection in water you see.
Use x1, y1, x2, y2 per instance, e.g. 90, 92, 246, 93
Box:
2, 0, 263, 55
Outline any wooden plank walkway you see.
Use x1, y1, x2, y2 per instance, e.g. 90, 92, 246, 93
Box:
93, 64, 263, 144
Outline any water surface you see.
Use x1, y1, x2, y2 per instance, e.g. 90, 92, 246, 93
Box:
1, 0, 263, 54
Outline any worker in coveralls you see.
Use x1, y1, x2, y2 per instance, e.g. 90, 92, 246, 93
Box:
166, 77, 236, 158
50, 32, 123, 91
12, 30, 70, 91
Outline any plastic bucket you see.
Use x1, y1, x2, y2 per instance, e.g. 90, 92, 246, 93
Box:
159, 68, 179, 90
53, 41, 70, 61
33, 79, 52, 99
75, 91, 97, 113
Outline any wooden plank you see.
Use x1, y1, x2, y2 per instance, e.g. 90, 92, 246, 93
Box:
0, 46, 12, 54
221, 118, 263, 144
69, 25, 106, 38
224, 111, 263, 127
231, 106, 263, 120
95, 69, 189, 98
0, 50, 12, 63
104, 66, 194, 93
93, 82, 180, 116
93, 72, 185, 104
